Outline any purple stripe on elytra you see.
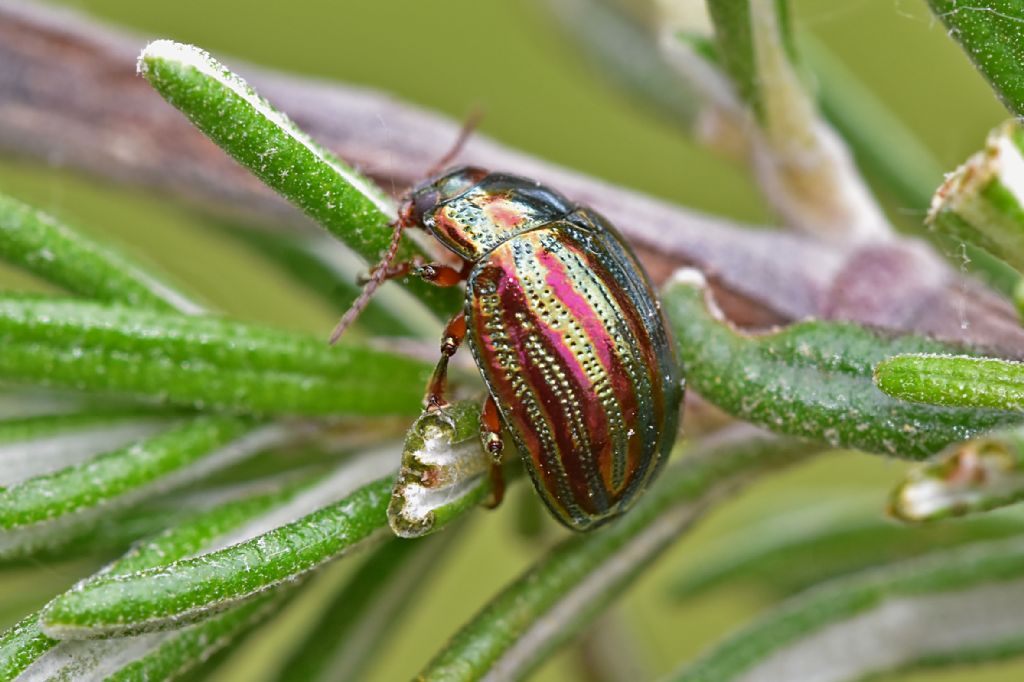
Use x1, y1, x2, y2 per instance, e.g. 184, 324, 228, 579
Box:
587, 230, 673, 495
535, 247, 630, 492
565, 229, 667, 490
471, 256, 585, 521
493, 265, 601, 517
536, 238, 650, 494
506, 247, 612, 515
529, 253, 618, 504
518, 242, 622, 513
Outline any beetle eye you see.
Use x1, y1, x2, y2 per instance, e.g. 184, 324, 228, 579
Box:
411, 190, 440, 225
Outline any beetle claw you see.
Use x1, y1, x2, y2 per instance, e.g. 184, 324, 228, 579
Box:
440, 337, 459, 356
485, 432, 504, 458
414, 264, 437, 280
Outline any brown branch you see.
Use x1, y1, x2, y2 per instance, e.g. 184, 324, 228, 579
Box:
0, 1, 1021, 356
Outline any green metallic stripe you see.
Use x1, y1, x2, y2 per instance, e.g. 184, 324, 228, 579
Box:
541, 229, 643, 495
579, 230, 666, 495
565, 209, 677, 490
586, 221, 682, 499
506, 237, 606, 519
516, 235, 619, 516
473, 226, 672, 529
467, 265, 583, 525
555, 224, 671, 502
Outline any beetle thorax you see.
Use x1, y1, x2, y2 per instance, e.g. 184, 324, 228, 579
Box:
417, 172, 576, 261
422, 187, 547, 260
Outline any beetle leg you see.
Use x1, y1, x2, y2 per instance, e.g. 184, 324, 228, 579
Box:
424, 310, 467, 410
414, 260, 472, 287
359, 259, 470, 287
480, 394, 506, 508
355, 256, 423, 285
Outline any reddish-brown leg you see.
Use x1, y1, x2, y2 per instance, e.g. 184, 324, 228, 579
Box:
330, 218, 470, 344
424, 310, 467, 410
356, 258, 420, 285
420, 257, 473, 409
359, 259, 470, 287
480, 394, 506, 508
415, 260, 474, 287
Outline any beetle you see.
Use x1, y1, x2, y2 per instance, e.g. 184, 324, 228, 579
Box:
334, 166, 684, 531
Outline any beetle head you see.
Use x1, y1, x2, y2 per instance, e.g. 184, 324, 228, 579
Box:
400, 166, 489, 228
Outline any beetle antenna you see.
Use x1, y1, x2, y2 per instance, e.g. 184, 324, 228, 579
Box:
424, 107, 484, 178
330, 108, 482, 345
328, 218, 406, 345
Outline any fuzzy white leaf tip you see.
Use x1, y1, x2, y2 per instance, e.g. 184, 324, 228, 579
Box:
668, 267, 708, 288
929, 121, 1024, 223
665, 267, 730, 323
137, 40, 214, 78
136, 40, 393, 217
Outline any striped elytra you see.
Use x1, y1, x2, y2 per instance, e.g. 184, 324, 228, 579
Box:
408, 167, 684, 531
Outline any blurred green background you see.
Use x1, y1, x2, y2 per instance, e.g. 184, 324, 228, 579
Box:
0, 1, 1018, 680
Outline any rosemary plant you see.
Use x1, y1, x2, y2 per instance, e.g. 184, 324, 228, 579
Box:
3, 1, 1024, 681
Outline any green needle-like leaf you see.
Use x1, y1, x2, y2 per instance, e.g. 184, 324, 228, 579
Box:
137, 40, 461, 321
892, 424, 1024, 521
0, 471, 319, 679
419, 430, 819, 682
40, 452, 397, 637
670, 538, 1024, 682
706, 0, 772, 118
0, 416, 286, 558
0, 193, 203, 313
103, 475, 324, 576
0, 409, 163, 446
0, 416, 246, 530
875, 353, 1024, 411
927, 0, 1024, 118
276, 533, 456, 682
227, 228, 427, 338
0, 296, 430, 415
4, 600, 282, 682
670, 502, 1024, 599
700, 0, 890, 239
0, 616, 49, 682
0, 500, 189, 568
0, 410, 174, 486
5, 597, 280, 682
663, 269, 1023, 458
103, 594, 281, 682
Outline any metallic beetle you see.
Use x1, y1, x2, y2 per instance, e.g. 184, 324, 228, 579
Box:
389, 167, 684, 531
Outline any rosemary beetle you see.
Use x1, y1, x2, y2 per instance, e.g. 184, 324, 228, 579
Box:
335, 159, 684, 531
